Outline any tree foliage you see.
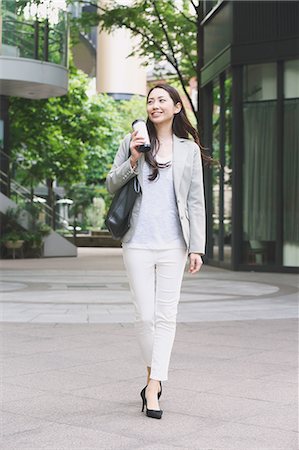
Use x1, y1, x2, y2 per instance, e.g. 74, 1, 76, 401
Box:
9, 64, 146, 191
10, 66, 90, 187
73, 0, 200, 120
84, 94, 145, 185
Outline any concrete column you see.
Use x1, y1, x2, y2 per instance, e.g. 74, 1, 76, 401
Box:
96, 28, 146, 98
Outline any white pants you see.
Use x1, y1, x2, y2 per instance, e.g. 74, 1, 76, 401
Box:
122, 247, 188, 381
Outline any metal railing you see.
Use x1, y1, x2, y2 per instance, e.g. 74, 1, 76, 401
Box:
0, 167, 70, 234
1, 10, 68, 66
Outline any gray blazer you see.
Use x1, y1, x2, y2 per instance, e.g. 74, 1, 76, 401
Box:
106, 133, 206, 254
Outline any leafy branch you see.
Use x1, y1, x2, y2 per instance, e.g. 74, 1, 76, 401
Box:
72, 0, 199, 123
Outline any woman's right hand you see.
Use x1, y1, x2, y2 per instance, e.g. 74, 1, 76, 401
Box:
130, 131, 145, 167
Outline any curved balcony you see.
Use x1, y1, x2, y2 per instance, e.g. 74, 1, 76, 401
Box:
0, 1, 68, 99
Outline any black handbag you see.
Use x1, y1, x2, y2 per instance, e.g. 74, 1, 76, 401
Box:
105, 160, 141, 240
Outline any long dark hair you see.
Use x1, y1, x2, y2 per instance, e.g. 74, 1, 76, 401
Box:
145, 84, 211, 181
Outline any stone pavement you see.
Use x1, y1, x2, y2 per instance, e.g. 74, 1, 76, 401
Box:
0, 248, 298, 449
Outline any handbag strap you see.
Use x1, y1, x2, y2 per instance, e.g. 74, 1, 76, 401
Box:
127, 136, 132, 159
133, 176, 141, 193
127, 137, 140, 191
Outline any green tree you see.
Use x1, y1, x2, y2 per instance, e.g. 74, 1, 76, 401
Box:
10, 66, 89, 185
80, 94, 146, 223
10, 62, 147, 228
10, 66, 92, 225
118, 95, 147, 133
82, 93, 145, 185
73, 0, 203, 128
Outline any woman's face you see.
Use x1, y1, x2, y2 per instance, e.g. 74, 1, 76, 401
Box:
147, 88, 181, 126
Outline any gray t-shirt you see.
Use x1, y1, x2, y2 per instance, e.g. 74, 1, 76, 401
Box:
123, 159, 186, 250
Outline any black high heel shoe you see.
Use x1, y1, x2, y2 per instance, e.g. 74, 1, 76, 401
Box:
158, 381, 162, 399
140, 386, 163, 419
142, 381, 162, 399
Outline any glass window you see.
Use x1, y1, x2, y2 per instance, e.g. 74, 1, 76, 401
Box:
0, 0, 68, 66
284, 60, 299, 99
212, 80, 220, 260
223, 73, 232, 262
243, 64, 276, 102
212, 79, 220, 260
283, 60, 299, 267
210, 71, 232, 265
242, 63, 277, 265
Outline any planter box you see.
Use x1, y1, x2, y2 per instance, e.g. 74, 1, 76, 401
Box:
65, 231, 121, 248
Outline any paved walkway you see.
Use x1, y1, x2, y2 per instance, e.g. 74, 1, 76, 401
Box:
1, 248, 298, 449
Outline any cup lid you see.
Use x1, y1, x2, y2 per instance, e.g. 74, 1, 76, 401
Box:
132, 119, 145, 127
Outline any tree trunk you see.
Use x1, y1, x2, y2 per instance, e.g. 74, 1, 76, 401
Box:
0, 96, 10, 196
30, 183, 34, 203
46, 178, 55, 229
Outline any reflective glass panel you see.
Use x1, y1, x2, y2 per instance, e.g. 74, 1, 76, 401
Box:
242, 64, 277, 265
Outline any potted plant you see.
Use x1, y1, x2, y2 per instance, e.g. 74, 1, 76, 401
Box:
17, 202, 51, 257
0, 207, 27, 258
0, 205, 51, 259
23, 223, 51, 257
1, 230, 25, 248
0, 230, 26, 259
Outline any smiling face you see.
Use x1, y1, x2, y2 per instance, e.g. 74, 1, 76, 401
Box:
146, 88, 181, 127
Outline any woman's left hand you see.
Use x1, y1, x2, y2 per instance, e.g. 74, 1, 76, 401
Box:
188, 253, 203, 274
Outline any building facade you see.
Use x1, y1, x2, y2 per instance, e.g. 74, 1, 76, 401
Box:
0, 0, 77, 257
201, 0, 299, 272
0, 0, 69, 196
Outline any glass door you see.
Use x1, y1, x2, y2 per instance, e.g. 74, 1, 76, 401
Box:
211, 70, 232, 265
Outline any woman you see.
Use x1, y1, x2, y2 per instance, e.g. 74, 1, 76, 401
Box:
106, 84, 206, 419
